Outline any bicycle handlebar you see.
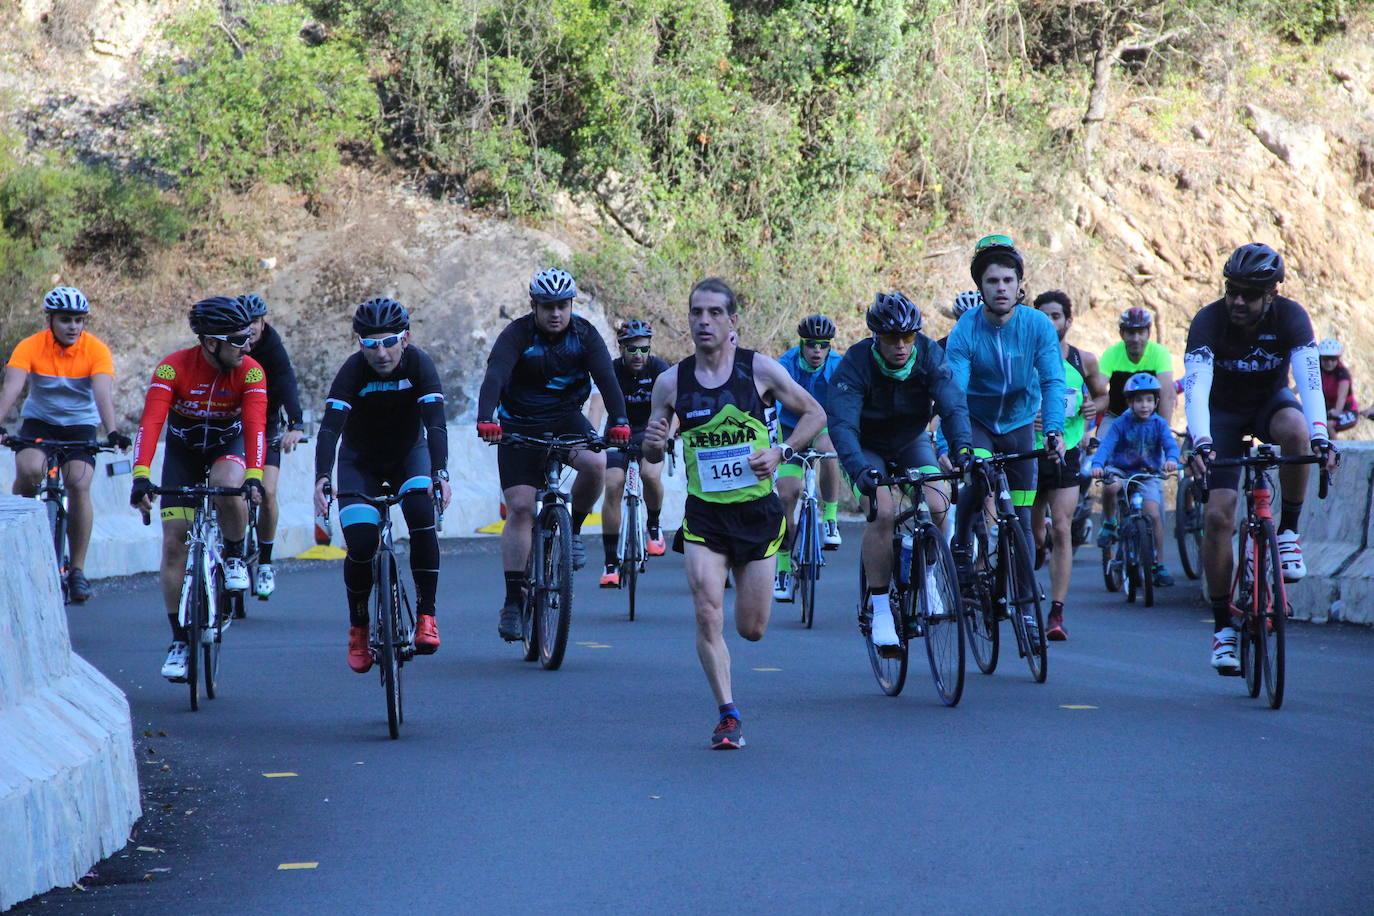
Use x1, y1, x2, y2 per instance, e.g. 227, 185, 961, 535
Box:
864, 468, 963, 522
138, 484, 251, 526
499, 432, 611, 452
1196, 449, 1333, 503
4, 436, 120, 452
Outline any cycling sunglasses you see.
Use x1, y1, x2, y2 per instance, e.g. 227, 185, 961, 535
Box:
206, 331, 252, 348
1224, 282, 1267, 302
622, 344, 651, 354
359, 331, 407, 349
801, 339, 831, 349
878, 331, 917, 346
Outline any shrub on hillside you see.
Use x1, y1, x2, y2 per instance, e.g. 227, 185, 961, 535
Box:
141, 3, 380, 206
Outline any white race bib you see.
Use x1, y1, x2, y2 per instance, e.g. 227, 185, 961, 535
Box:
697, 444, 755, 493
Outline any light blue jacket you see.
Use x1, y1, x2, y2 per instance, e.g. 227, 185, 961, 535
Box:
945, 305, 1066, 434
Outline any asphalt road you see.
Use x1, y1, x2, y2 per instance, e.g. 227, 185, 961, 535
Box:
13, 524, 1374, 914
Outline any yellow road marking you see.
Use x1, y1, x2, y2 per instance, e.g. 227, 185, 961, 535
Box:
296, 545, 346, 560
262, 772, 297, 778
1060, 705, 1098, 710
753, 667, 782, 672
277, 863, 318, 870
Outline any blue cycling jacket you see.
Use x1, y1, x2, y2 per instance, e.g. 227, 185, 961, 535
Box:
1091, 411, 1179, 473
945, 305, 1065, 435
777, 345, 841, 429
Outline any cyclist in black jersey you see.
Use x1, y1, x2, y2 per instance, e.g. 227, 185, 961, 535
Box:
641, 278, 825, 749
1183, 243, 1337, 674
594, 319, 671, 586
312, 298, 452, 673
476, 268, 631, 642
242, 294, 305, 599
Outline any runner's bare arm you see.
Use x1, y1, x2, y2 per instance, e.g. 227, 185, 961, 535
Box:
641, 369, 677, 464
0, 366, 28, 428
1081, 349, 1108, 424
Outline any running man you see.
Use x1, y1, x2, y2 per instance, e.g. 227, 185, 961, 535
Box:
0, 286, 130, 602
773, 314, 844, 601
597, 319, 670, 587
312, 298, 451, 670
476, 268, 630, 641
1029, 290, 1108, 640
240, 293, 305, 599
641, 278, 824, 749
130, 296, 266, 682
827, 292, 972, 654
1184, 243, 1336, 674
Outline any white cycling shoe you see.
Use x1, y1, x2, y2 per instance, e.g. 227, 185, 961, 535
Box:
869, 595, 901, 655
1276, 530, 1306, 582
822, 519, 842, 549
254, 563, 276, 598
1211, 627, 1240, 675
223, 556, 249, 591
162, 641, 190, 682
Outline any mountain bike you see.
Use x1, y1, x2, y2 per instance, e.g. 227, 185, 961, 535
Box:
1201, 442, 1333, 710
1094, 469, 1169, 607
1173, 431, 1204, 580
503, 432, 608, 670
141, 484, 246, 711
5, 435, 116, 603
958, 449, 1050, 683
329, 485, 418, 739
614, 443, 649, 621
858, 466, 965, 704
790, 448, 837, 629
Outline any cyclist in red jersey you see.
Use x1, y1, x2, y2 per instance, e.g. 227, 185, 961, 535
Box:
130, 296, 267, 683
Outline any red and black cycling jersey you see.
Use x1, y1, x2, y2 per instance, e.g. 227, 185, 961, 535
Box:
133, 346, 268, 477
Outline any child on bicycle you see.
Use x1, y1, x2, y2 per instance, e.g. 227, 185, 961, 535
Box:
1090, 373, 1180, 587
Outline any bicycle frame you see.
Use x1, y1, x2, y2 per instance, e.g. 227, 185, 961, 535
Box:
178, 495, 224, 637
617, 453, 645, 569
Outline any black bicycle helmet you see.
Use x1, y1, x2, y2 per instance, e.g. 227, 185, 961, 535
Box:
616, 318, 654, 342
529, 268, 578, 303
969, 233, 1025, 284
1119, 306, 1153, 330
352, 297, 410, 335
1222, 243, 1285, 288
237, 293, 268, 319
188, 296, 252, 336
44, 286, 90, 313
866, 292, 922, 334
797, 314, 836, 340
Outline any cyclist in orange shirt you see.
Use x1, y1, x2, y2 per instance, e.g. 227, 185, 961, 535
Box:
0, 287, 130, 601
129, 296, 266, 683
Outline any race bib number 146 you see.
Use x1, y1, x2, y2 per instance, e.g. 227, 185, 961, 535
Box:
697, 444, 754, 493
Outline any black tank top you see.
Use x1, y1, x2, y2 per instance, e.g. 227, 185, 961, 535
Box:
675, 348, 774, 503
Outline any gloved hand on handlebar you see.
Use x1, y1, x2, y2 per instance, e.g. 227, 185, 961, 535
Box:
855, 467, 882, 499
244, 477, 266, 506
476, 420, 502, 443
130, 476, 155, 509
107, 430, 132, 451
607, 424, 632, 447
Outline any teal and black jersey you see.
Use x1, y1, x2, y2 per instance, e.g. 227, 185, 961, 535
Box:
776, 345, 841, 429
477, 313, 627, 427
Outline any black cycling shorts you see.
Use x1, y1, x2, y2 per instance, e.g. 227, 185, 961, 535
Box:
970, 421, 1037, 499
674, 493, 786, 566
336, 438, 431, 528
17, 418, 99, 468
497, 413, 595, 490
1037, 446, 1082, 496
1207, 387, 1301, 491
159, 430, 245, 520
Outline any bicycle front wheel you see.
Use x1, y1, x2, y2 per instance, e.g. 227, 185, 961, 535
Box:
1235, 527, 1262, 698
798, 502, 819, 629
1140, 521, 1156, 608
376, 551, 401, 739
537, 504, 574, 670
623, 496, 640, 621
185, 551, 207, 711
1004, 520, 1047, 684
1256, 519, 1286, 709
919, 527, 965, 706
1175, 477, 1203, 580
203, 565, 226, 700
860, 563, 906, 696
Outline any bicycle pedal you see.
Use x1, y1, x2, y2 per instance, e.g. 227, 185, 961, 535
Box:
1216, 665, 1243, 678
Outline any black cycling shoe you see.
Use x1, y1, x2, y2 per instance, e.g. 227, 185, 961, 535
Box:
67, 568, 92, 603
498, 604, 522, 642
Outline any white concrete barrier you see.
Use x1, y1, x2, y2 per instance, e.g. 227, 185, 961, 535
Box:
1285, 441, 1374, 625
0, 497, 141, 910
0, 425, 690, 580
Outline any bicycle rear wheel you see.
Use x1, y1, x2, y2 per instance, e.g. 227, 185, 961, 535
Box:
964, 521, 999, 675
537, 504, 574, 670
203, 565, 226, 700
1175, 477, 1203, 581
1004, 520, 1047, 683
376, 550, 401, 739
919, 527, 965, 706
1256, 519, 1286, 709
860, 564, 906, 696
1102, 538, 1123, 593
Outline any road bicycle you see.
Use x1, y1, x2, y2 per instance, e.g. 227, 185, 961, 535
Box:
789, 448, 837, 629
613, 443, 649, 621
329, 484, 420, 739
1201, 442, 1332, 709
503, 432, 608, 670
958, 448, 1050, 683
1094, 469, 1169, 607
5, 435, 117, 603
142, 483, 248, 711
857, 465, 965, 704
1173, 431, 1204, 580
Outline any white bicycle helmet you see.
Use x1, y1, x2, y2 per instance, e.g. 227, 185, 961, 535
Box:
1317, 338, 1343, 357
